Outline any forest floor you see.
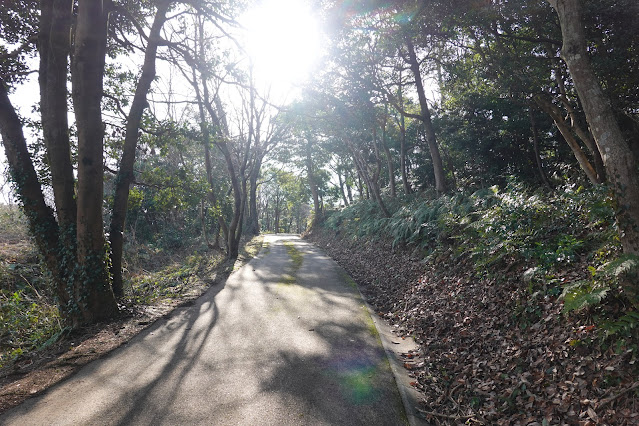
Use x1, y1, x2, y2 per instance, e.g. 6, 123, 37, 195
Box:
306, 227, 639, 425
0, 235, 263, 415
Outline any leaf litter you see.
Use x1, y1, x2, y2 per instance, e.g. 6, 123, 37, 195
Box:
307, 229, 639, 425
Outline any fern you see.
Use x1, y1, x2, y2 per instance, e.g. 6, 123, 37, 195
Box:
603, 311, 639, 337
561, 281, 610, 313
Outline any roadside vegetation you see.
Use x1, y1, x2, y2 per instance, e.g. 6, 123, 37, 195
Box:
308, 183, 639, 424
0, 202, 261, 371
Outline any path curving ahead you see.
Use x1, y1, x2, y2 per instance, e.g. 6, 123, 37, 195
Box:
1, 235, 408, 425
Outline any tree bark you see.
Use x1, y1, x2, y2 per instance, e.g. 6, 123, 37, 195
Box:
548, 0, 639, 255
72, 0, 118, 324
109, 1, 170, 298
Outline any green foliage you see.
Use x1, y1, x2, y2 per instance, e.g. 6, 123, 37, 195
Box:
127, 252, 210, 304
325, 182, 617, 271
601, 311, 639, 352
561, 281, 609, 314
0, 288, 61, 368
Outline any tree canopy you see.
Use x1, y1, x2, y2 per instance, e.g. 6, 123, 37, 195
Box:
0, 0, 638, 325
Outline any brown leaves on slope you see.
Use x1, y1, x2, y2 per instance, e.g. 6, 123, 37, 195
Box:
307, 229, 639, 425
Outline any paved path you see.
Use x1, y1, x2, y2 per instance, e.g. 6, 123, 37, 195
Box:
1, 235, 408, 425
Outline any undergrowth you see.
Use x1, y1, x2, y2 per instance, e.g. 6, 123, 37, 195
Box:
323, 181, 639, 351
0, 205, 62, 368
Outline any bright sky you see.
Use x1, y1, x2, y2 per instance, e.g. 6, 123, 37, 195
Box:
239, 0, 324, 101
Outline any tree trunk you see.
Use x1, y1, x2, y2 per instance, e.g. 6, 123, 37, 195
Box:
306, 138, 322, 224
0, 81, 68, 307
534, 95, 600, 184
405, 36, 446, 194
552, 59, 606, 182
528, 107, 552, 189
39, 0, 76, 235
274, 189, 281, 233
71, 0, 118, 325
348, 142, 391, 217
109, 1, 169, 298
548, 0, 639, 256
382, 137, 396, 198
247, 158, 262, 235
396, 80, 412, 195
381, 104, 396, 197
35, 0, 76, 310
337, 168, 349, 206
345, 169, 354, 203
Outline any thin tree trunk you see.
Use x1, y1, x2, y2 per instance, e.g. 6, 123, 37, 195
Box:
535, 95, 600, 184
553, 59, 606, 182
110, 1, 169, 297
348, 143, 391, 217
405, 36, 446, 194
382, 138, 396, 198
381, 104, 396, 197
337, 168, 349, 206
345, 169, 354, 204
72, 0, 118, 325
306, 138, 322, 224
529, 107, 552, 189
247, 158, 261, 235
200, 199, 210, 246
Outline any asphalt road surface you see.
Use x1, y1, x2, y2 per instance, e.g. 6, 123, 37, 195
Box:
1, 235, 408, 425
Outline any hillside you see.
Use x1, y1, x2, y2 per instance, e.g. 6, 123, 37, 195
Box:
305, 185, 639, 425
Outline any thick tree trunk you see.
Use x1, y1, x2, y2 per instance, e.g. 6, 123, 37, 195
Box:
109, 1, 169, 298
548, 0, 639, 256
71, 0, 118, 324
35, 0, 76, 311
405, 36, 446, 194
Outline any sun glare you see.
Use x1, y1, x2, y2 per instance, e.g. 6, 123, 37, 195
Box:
241, 0, 323, 98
